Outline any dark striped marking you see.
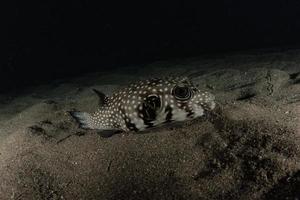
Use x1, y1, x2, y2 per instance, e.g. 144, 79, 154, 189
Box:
139, 95, 161, 128
120, 108, 139, 132
125, 118, 139, 132
187, 111, 195, 118
164, 105, 173, 122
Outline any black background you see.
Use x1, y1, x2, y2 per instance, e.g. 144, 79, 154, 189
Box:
3, 0, 300, 91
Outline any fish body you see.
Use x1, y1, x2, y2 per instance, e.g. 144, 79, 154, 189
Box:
70, 77, 216, 132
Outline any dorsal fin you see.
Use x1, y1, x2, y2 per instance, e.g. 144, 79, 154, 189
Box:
92, 89, 107, 106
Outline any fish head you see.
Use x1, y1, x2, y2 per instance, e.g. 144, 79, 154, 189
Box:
168, 77, 216, 119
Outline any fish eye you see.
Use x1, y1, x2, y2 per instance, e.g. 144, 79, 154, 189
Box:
173, 86, 192, 100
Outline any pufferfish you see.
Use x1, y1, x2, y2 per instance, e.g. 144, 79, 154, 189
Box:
70, 77, 216, 132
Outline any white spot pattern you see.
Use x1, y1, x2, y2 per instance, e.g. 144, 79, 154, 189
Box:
82, 77, 215, 132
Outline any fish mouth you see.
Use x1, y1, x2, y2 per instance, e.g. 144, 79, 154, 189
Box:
203, 100, 216, 111
203, 92, 216, 110
196, 100, 216, 111
209, 101, 216, 110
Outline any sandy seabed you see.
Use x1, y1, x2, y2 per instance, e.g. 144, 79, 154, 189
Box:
0, 49, 300, 200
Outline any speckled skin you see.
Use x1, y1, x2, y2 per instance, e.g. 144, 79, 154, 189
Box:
70, 77, 216, 132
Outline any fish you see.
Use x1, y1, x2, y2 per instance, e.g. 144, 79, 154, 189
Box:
70, 76, 216, 133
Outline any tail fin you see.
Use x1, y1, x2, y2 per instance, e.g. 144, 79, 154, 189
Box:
69, 111, 94, 129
